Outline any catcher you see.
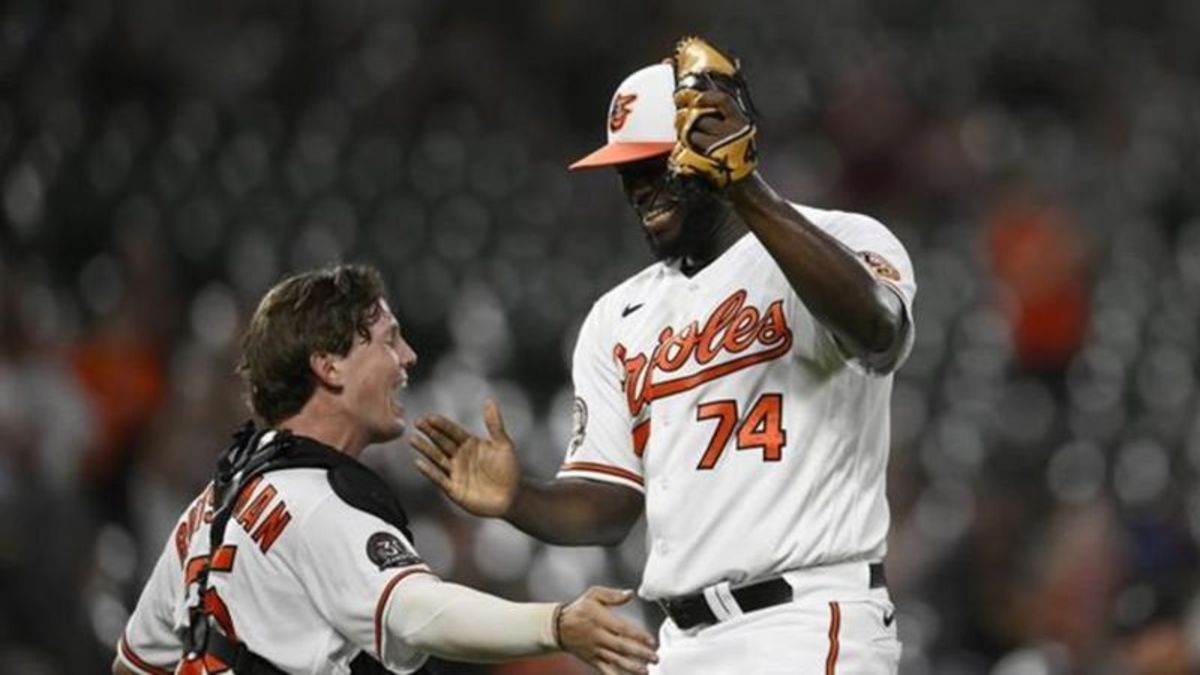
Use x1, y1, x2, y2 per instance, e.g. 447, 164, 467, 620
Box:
112, 265, 657, 675
413, 37, 914, 673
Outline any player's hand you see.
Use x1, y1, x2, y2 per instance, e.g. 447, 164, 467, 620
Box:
668, 36, 758, 188
670, 87, 758, 189
410, 399, 520, 518
557, 587, 658, 674
675, 88, 753, 156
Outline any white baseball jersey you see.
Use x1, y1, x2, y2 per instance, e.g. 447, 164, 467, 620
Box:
558, 204, 916, 600
116, 456, 434, 674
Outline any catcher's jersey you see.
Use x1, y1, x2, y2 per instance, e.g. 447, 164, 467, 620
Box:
116, 458, 433, 675
558, 204, 916, 600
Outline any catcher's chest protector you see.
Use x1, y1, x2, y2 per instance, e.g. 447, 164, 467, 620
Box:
181, 423, 428, 675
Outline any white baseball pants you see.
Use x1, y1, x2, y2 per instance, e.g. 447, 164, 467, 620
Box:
650, 562, 901, 674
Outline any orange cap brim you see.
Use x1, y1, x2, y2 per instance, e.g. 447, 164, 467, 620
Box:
568, 142, 674, 170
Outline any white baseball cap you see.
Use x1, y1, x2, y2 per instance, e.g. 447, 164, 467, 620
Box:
569, 63, 675, 170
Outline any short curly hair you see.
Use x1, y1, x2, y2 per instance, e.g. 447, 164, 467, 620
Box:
237, 264, 386, 425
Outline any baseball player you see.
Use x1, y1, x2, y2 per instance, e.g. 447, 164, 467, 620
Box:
113, 265, 658, 675
411, 37, 914, 673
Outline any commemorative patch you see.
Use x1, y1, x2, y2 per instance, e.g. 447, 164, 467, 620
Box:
366, 532, 421, 571
860, 251, 902, 282
568, 397, 588, 455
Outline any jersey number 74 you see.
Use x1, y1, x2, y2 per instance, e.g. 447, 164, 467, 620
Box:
695, 393, 786, 470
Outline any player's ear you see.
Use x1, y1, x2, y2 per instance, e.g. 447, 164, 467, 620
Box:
309, 351, 344, 389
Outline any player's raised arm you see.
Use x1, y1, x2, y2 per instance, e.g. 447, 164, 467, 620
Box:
669, 38, 911, 372
411, 400, 643, 546
729, 175, 910, 372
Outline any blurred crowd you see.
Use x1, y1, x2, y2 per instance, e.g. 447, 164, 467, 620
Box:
1, 0, 1199, 673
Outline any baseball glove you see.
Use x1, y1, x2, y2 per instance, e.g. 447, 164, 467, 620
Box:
668, 36, 758, 189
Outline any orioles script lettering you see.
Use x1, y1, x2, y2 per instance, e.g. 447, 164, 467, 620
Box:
613, 289, 792, 416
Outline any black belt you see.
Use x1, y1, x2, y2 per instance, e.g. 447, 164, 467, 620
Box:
659, 563, 887, 630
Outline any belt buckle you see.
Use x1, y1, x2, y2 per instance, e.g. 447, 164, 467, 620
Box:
703, 581, 741, 623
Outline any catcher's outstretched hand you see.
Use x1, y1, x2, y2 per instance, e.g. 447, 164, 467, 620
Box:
411, 399, 520, 518
558, 587, 658, 674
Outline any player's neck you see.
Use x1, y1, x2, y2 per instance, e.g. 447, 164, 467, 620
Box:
680, 207, 747, 276
278, 400, 369, 458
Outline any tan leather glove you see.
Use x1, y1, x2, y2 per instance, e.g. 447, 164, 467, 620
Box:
668, 36, 758, 189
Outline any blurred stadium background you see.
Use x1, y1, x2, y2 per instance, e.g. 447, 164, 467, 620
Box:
2, 0, 1199, 673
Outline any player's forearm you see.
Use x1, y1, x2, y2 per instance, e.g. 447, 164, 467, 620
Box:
387, 576, 559, 662
727, 173, 905, 361
505, 478, 642, 546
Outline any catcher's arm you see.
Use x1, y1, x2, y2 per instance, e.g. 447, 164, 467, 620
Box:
670, 37, 909, 372
112, 663, 135, 675
385, 575, 656, 672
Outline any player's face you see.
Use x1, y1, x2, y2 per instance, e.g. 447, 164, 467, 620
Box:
618, 155, 718, 260
619, 155, 685, 255
339, 299, 417, 444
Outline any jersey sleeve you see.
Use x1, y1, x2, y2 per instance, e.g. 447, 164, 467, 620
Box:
292, 494, 435, 673
555, 299, 646, 493
809, 209, 918, 371
116, 527, 184, 675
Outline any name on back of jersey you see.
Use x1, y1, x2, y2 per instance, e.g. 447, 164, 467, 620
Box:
174, 477, 294, 563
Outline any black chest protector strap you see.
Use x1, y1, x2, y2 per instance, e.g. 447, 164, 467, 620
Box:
183, 421, 427, 675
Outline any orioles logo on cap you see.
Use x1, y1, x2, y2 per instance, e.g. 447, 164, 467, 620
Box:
608, 93, 638, 132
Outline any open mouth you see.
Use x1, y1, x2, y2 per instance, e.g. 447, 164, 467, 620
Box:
390, 376, 408, 416
641, 201, 677, 229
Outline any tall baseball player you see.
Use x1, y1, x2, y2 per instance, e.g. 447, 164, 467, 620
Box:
113, 265, 658, 675
412, 38, 914, 673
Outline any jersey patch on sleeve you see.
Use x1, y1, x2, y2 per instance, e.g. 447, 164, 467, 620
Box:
568, 396, 589, 456
366, 532, 422, 571
859, 251, 902, 282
